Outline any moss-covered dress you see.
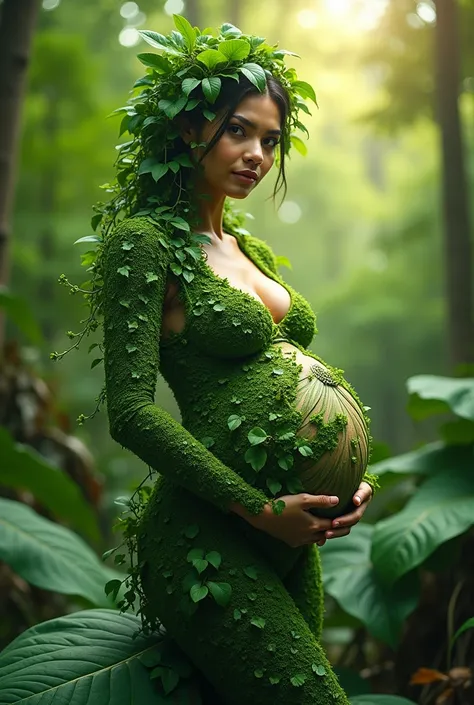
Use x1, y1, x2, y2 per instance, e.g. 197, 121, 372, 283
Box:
103, 216, 376, 705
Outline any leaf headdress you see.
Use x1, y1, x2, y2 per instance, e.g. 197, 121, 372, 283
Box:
53, 15, 317, 422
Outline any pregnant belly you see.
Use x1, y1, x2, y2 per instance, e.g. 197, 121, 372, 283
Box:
277, 342, 370, 517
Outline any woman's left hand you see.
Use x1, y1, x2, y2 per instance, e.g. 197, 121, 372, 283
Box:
315, 481, 373, 547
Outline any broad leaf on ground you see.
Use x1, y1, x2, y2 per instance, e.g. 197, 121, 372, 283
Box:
0, 498, 121, 606
369, 441, 472, 477
0, 609, 202, 704
0, 427, 100, 541
372, 465, 474, 584
350, 696, 417, 705
320, 524, 419, 648
407, 375, 474, 421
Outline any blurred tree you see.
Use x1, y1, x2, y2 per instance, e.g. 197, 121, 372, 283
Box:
0, 0, 41, 348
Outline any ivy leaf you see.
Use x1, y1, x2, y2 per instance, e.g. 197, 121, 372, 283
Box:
121, 241, 134, 251
170, 263, 182, 276
127, 320, 138, 332
90, 358, 103, 370
117, 266, 130, 277
207, 581, 232, 607
201, 436, 215, 448
228, 415, 243, 431
244, 446, 267, 472
182, 77, 201, 95
286, 477, 305, 494
271, 500, 286, 515
173, 155, 194, 169
240, 63, 267, 92
183, 270, 194, 283
290, 674, 306, 687
186, 548, 204, 562
293, 80, 318, 105
185, 97, 201, 111
161, 666, 180, 695
269, 676, 281, 685
145, 272, 159, 283
233, 609, 242, 620
248, 427, 268, 446
312, 663, 327, 676
151, 163, 169, 182
266, 478, 282, 495
298, 445, 313, 457
277, 429, 295, 441
192, 559, 208, 575
206, 551, 222, 570
272, 368, 284, 376
277, 454, 294, 471
243, 566, 258, 581
254, 669, 264, 678
213, 302, 225, 311
190, 584, 208, 603
184, 524, 200, 539
250, 617, 266, 629
202, 76, 221, 104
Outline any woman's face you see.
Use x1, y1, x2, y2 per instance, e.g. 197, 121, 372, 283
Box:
188, 92, 282, 200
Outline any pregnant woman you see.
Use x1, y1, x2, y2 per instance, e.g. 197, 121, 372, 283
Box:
100, 18, 378, 705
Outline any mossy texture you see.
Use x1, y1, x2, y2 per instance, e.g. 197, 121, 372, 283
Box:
103, 216, 376, 704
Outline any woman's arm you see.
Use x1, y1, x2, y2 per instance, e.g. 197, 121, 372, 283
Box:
103, 217, 269, 516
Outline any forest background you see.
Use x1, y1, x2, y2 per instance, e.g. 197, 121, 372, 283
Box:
0, 0, 473, 704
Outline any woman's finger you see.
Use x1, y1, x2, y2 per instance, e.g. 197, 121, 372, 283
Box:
352, 481, 372, 507
325, 526, 351, 539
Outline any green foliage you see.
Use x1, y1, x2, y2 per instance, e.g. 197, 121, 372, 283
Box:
350, 697, 416, 705
0, 288, 43, 345
0, 609, 199, 704
0, 498, 120, 607
0, 427, 100, 541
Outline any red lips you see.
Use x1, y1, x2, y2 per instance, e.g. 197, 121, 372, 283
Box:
233, 170, 258, 181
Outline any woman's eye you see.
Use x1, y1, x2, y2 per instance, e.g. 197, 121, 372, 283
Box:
228, 124, 244, 136
264, 138, 279, 149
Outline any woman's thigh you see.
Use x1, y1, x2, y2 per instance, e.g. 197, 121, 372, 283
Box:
138, 482, 348, 705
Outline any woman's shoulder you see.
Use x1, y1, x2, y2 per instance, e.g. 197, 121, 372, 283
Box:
107, 216, 166, 246
239, 231, 279, 275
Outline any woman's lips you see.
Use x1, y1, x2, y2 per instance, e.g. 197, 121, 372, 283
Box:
232, 172, 257, 184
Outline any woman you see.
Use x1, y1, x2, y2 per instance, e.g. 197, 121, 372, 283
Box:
100, 18, 377, 705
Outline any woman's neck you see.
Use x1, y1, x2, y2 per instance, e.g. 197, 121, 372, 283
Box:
192, 184, 227, 243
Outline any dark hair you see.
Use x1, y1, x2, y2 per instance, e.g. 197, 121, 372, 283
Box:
184, 73, 290, 203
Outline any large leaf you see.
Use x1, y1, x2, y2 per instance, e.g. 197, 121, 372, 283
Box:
320, 525, 419, 648
372, 464, 474, 584
0, 609, 201, 704
369, 441, 473, 477
0, 287, 42, 345
350, 696, 417, 705
407, 375, 474, 421
0, 427, 100, 541
0, 498, 120, 606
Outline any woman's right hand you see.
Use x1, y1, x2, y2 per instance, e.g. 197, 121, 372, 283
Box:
245, 493, 339, 548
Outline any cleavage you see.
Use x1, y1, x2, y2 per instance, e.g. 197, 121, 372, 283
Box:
203, 236, 291, 325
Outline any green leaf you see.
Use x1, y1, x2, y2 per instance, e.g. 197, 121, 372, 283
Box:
117, 266, 130, 277
240, 63, 267, 92
277, 454, 294, 471
91, 357, 103, 369
173, 14, 197, 50
201, 436, 215, 448
202, 76, 221, 104
350, 697, 417, 705
290, 134, 308, 156
266, 478, 282, 495
136, 53, 170, 72
218, 39, 251, 61
293, 80, 318, 105
244, 445, 267, 472
203, 109, 216, 121
298, 445, 313, 457
233, 609, 242, 620
0, 428, 99, 541
184, 524, 200, 539
182, 77, 201, 95
187, 548, 205, 562
151, 163, 169, 182
451, 616, 474, 649
248, 427, 268, 445
192, 558, 208, 575
185, 97, 201, 111
290, 673, 306, 686
74, 235, 101, 244
158, 95, 187, 119
206, 551, 222, 570
207, 581, 232, 607
243, 565, 258, 581
250, 617, 266, 629
145, 272, 159, 283
0, 610, 193, 704
220, 22, 242, 37
371, 464, 474, 585
196, 49, 227, 69
0, 498, 121, 607
0, 288, 43, 345
228, 414, 243, 431
190, 583, 208, 602
407, 375, 474, 421
286, 477, 304, 494
138, 30, 182, 56
369, 441, 473, 477
312, 663, 327, 676
269, 675, 281, 684
320, 524, 419, 647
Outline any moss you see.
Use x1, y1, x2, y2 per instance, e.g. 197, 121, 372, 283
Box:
103, 215, 376, 704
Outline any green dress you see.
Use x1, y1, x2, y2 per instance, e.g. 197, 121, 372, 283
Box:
103, 216, 375, 705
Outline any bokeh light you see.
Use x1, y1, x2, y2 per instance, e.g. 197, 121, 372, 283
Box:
119, 27, 140, 47
278, 201, 302, 225
164, 0, 185, 16
120, 2, 140, 20
42, 0, 61, 10
416, 1, 436, 24
297, 10, 319, 29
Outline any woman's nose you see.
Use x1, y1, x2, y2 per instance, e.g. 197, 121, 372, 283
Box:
244, 141, 263, 165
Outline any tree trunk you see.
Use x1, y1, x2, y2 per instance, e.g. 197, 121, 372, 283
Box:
434, 0, 474, 369
185, 0, 201, 28
227, 0, 242, 27
0, 0, 42, 348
